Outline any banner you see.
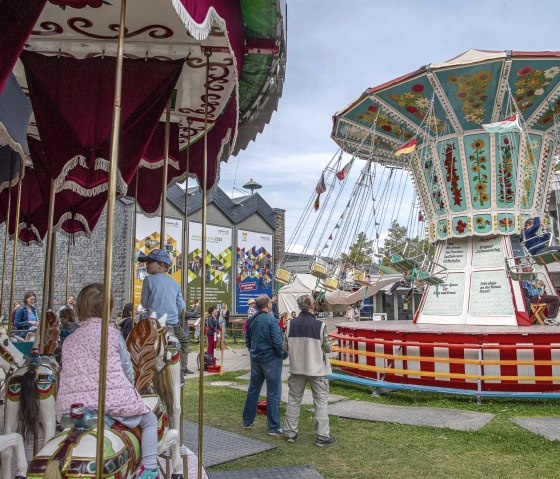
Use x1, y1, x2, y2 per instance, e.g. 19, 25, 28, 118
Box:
187, 222, 233, 309
134, 214, 183, 306
236, 229, 273, 313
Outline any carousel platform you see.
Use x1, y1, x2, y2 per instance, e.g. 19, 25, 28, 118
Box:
330, 320, 560, 395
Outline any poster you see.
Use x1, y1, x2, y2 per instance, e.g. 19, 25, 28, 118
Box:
134, 214, 183, 306
187, 222, 233, 309
236, 229, 273, 313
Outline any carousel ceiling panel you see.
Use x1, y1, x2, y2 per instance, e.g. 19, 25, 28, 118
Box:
432, 60, 504, 130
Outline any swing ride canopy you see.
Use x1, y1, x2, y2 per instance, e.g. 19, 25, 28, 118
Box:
331, 49, 560, 243
0, 0, 286, 242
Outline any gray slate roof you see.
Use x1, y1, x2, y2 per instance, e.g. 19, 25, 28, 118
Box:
167, 185, 276, 229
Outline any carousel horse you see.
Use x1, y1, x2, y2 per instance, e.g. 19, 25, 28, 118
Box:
28, 314, 185, 479
0, 432, 27, 479
0, 324, 59, 479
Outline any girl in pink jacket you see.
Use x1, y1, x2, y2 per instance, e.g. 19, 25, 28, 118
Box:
56, 283, 158, 479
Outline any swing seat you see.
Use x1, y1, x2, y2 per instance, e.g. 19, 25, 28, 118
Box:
322, 276, 339, 292
390, 254, 419, 273
310, 261, 328, 279
505, 257, 537, 281
532, 251, 560, 265
415, 270, 445, 286
275, 267, 294, 285
353, 269, 368, 285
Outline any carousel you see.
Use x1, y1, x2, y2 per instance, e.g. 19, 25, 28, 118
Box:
0, 1, 286, 478
281, 49, 560, 398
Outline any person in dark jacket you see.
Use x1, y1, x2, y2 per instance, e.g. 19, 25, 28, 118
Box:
218, 302, 230, 339
523, 217, 560, 255
13, 291, 39, 339
271, 294, 280, 320
119, 303, 134, 341
242, 294, 286, 435
206, 306, 220, 359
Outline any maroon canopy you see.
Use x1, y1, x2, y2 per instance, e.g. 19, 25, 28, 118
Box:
0, 0, 46, 94
20, 51, 184, 196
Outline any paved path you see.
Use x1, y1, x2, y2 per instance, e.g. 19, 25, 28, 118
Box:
511, 417, 560, 440
327, 400, 496, 431
209, 465, 325, 479
229, 383, 347, 405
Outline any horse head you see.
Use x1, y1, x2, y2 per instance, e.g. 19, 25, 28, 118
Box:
0, 329, 25, 371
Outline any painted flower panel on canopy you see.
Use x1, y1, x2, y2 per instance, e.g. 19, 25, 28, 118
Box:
434, 61, 502, 129
497, 213, 516, 233
533, 100, 560, 130
437, 137, 466, 212
464, 134, 491, 209
419, 147, 446, 216
519, 134, 542, 209
379, 79, 445, 134
352, 101, 414, 142
438, 219, 449, 238
452, 216, 469, 236
473, 214, 492, 233
495, 133, 518, 208
509, 60, 560, 118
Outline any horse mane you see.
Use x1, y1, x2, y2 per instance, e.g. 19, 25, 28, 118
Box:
126, 318, 157, 393
43, 311, 60, 355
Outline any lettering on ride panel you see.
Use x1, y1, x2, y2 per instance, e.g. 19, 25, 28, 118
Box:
422, 273, 465, 316
469, 271, 514, 317
441, 241, 467, 269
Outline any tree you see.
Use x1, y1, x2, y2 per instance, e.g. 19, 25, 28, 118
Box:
342, 231, 375, 265
381, 220, 435, 266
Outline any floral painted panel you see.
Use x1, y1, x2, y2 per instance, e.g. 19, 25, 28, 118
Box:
463, 134, 491, 209
349, 99, 414, 142
452, 216, 469, 236
473, 214, 493, 233
437, 137, 467, 212
497, 213, 516, 233
518, 134, 542, 209
494, 133, 519, 208
377, 78, 447, 134
509, 60, 560, 119
438, 219, 449, 238
532, 99, 560, 131
434, 61, 503, 130
418, 147, 446, 216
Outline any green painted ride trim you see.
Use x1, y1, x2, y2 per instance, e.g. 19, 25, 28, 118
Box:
390, 255, 419, 272
533, 251, 560, 265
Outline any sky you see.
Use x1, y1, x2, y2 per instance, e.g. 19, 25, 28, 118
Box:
211, 0, 560, 253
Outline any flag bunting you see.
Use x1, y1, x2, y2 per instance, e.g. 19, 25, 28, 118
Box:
395, 137, 418, 157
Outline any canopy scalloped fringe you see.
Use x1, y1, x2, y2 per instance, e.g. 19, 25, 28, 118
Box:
0, 121, 30, 166
53, 155, 128, 197
12, 222, 42, 246
170, 2, 227, 41
55, 211, 92, 236
138, 157, 180, 170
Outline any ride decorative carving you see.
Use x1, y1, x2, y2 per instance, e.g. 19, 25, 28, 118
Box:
126, 318, 158, 394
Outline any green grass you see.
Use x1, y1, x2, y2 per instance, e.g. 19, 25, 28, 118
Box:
183, 371, 560, 479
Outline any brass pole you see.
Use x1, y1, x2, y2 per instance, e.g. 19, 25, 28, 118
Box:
48, 230, 57, 311
0, 159, 14, 321
160, 100, 171, 249
95, 0, 126, 476
220, 322, 224, 373
65, 235, 71, 302
130, 173, 138, 315
38, 179, 55, 353
7, 163, 23, 337
198, 50, 211, 479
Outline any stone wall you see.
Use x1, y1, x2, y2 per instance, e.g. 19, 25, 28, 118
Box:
273, 208, 285, 277
0, 201, 131, 317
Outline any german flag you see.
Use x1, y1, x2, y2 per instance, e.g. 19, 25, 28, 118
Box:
394, 137, 418, 157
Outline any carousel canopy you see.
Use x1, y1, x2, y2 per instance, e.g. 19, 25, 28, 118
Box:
332, 49, 560, 241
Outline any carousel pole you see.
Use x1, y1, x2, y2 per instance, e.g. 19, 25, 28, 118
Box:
95, 0, 126, 476
37, 179, 55, 353
160, 100, 171, 249
198, 49, 211, 479
130, 173, 139, 315
48, 230, 57, 310
1, 159, 14, 323
7, 162, 24, 337
65, 235, 71, 302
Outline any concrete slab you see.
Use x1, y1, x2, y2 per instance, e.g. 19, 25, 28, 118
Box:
510, 417, 560, 440
237, 367, 291, 382
183, 421, 277, 467
327, 400, 495, 431
229, 384, 347, 405
209, 465, 325, 479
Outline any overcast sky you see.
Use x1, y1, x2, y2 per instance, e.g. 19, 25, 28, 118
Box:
213, 0, 560, 252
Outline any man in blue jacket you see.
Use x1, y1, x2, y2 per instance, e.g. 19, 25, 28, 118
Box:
242, 294, 286, 435
523, 217, 560, 255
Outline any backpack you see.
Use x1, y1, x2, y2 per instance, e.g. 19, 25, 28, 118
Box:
203, 352, 214, 369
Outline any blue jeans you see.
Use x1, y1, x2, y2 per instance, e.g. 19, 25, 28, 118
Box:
242, 357, 283, 431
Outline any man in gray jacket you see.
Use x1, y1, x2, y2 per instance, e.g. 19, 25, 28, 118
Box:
284, 294, 336, 447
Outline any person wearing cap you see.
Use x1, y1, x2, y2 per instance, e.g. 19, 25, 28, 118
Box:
139, 249, 188, 378
242, 294, 286, 435
243, 298, 257, 333
284, 294, 336, 447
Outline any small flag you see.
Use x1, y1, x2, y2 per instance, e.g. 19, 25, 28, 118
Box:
328, 234, 333, 240
418, 211, 424, 222
482, 114, 520, 133
314, 195, 320, 211
336, 159, 353, 180
315, 173, 327, 195
395, 137, 418, 157
375, 221, 380, 226
322, 244, 329, 250
376, 232, 380, 239
335, 223, 340, 229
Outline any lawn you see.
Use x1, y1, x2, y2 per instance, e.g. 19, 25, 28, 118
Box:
183, 371, 560, 479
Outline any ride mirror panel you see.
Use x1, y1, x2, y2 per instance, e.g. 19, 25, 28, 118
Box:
468, 270, 515, 317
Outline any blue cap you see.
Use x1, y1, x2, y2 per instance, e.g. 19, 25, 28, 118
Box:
137, 249, 172, 266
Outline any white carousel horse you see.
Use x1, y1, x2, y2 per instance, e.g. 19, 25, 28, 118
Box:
0, 432, 27, 479
28, 314, 185, 478
0, 329, 59, 479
